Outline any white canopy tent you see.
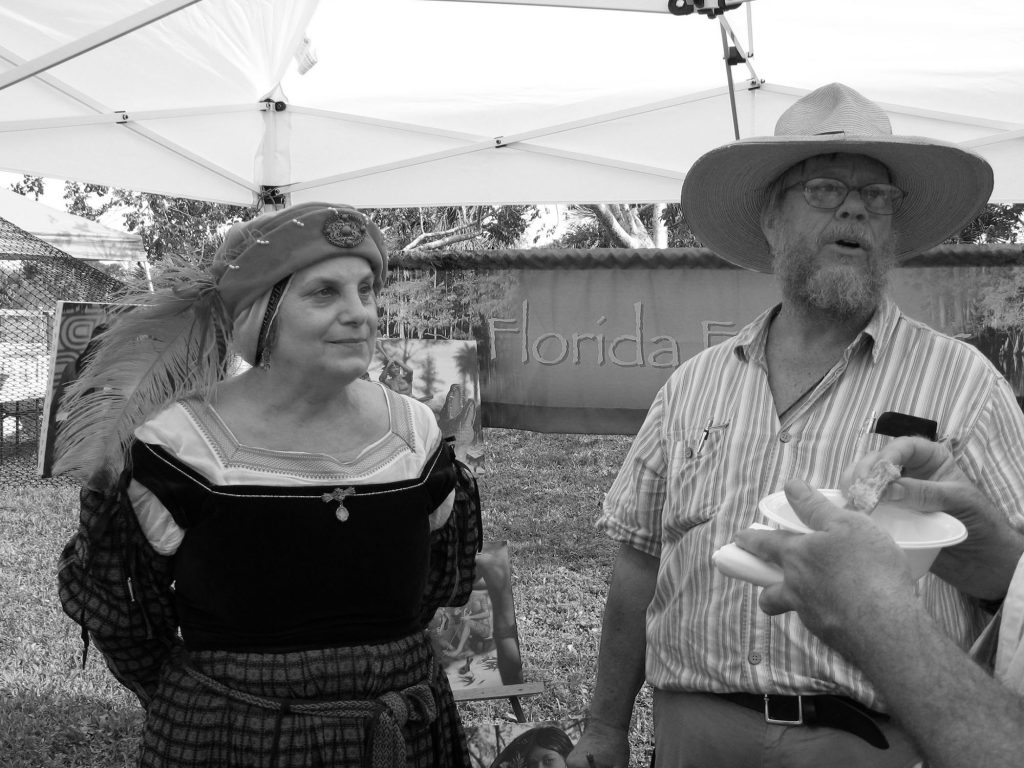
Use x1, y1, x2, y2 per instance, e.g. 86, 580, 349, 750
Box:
0, 0, 1020, 208
0, 187, 146, 263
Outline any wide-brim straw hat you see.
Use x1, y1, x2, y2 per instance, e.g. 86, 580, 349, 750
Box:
680, 82, 994, 272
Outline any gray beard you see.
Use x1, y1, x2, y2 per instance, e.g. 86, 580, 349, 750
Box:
772, 236, 896, 322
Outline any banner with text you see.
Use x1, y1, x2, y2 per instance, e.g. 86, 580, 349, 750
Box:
471, 263, 1007, 434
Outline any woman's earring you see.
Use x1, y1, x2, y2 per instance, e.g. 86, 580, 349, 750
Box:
258, 348, 271, 370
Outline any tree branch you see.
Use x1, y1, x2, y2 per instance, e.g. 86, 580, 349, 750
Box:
587, 204, 635, 247
414, 228, 490, 251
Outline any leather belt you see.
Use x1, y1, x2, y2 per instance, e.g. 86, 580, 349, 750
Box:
717, 692, 890, 750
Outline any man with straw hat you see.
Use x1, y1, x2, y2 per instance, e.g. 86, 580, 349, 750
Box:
569, 83, 1024, 767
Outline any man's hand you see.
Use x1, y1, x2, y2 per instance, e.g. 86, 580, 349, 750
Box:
841, 435, 966, 490
735, 479, 916, 649
566, 718, 630, 768
842, 437, 1024, 600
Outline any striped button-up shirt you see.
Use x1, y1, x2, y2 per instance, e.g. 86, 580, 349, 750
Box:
598, 296, 1024, 710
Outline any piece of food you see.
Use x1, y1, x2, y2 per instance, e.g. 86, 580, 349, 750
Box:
845, 459, 902, 513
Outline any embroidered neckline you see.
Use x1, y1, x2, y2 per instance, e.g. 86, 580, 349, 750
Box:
178, 384, 418, 479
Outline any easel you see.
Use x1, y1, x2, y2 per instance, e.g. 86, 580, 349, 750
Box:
453, 681, 547, 723
441, 540, 544, 723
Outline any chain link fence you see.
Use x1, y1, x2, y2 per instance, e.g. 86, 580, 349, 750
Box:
0, 218, 125, 484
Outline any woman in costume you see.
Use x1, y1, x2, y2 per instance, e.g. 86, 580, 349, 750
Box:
56, 203, 479, 767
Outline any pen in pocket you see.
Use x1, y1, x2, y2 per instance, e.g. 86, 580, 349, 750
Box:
695, 417, 730, 456
855, 410, 877, 457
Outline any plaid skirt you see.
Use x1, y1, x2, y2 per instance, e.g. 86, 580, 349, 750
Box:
139, 631, 471, 768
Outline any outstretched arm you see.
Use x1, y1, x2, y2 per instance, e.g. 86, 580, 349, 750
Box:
841, 436, 1024, 600
737, 479, 1024, 768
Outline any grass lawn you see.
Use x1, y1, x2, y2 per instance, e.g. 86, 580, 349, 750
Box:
0, 429, 656, 767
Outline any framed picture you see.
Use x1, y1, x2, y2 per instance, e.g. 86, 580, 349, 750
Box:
369, 338, 484, 474
428, 540, 524, 693
464, 718, 586, 768
37, 301, 120, 477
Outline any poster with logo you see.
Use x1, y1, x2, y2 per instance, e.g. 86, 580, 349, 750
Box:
427, 541, 525, 695
369, 337, 484, 474
37, 301, 120, 477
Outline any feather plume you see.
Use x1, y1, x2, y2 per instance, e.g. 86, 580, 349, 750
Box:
53, 263, 232, 484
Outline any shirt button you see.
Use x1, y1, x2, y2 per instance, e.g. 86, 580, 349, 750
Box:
748, 651, 763, 665
779, 431, 791, 443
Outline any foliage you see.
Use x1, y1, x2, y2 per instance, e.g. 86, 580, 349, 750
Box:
932, 207, 1024, 356
0, 429, 655, 767
0, 259, 122, 311
944, 204, 1024, 245
556, 201, 1023, 250
380, 268, 519, 342
369, 205, 538, 252
10, 178, 544, 278
553, 203, 700, 249
972, 269, 1024, 329
61, 181, 256, 266
10, 174, 45, 200
659, 204, 704, 247
7, 177, 254, 270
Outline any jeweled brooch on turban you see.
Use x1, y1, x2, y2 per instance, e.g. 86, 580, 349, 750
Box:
322, 210, 367, 248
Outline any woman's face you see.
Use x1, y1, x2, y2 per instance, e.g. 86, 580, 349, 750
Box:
527, 747, 567, 768
270, 256, 378, 381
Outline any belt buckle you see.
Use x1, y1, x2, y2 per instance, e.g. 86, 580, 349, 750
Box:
763, 694, 803, 725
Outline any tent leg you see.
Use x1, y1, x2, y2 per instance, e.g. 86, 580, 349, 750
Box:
720, 25, 741, 141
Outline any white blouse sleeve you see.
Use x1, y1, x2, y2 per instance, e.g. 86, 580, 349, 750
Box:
129, 404, 194, 556
127, 479, 185, 556
406, 395, 457, 532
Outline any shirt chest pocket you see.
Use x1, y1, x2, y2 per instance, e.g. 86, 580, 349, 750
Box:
665, 426, 730, 531
857, 430, 894, 458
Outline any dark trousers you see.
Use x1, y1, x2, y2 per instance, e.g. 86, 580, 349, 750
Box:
653, 690, 923, 768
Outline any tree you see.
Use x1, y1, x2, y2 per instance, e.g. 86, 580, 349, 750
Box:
552, 203, 699, 249
10, 174, 45, 201
368, 205, 537, 252
7, 177, 255, 272
370, 205, 537, 341
556, 201, 1023, 251
61, 181, 255, 267
944, 204, 1024, 245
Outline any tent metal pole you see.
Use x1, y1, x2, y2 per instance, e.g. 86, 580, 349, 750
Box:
293, 88, 734, 150
499, 143, 683, 181
720, 24, 740, 141
0, 0, 204, 93
495, 88, 730, 145
0, 104, 259, 133
716, 11, 759, 84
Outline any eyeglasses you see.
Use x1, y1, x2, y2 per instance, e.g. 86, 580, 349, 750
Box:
788, 178, 906, 215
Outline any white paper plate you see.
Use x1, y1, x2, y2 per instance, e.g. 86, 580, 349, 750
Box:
758, 488, 967, 549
